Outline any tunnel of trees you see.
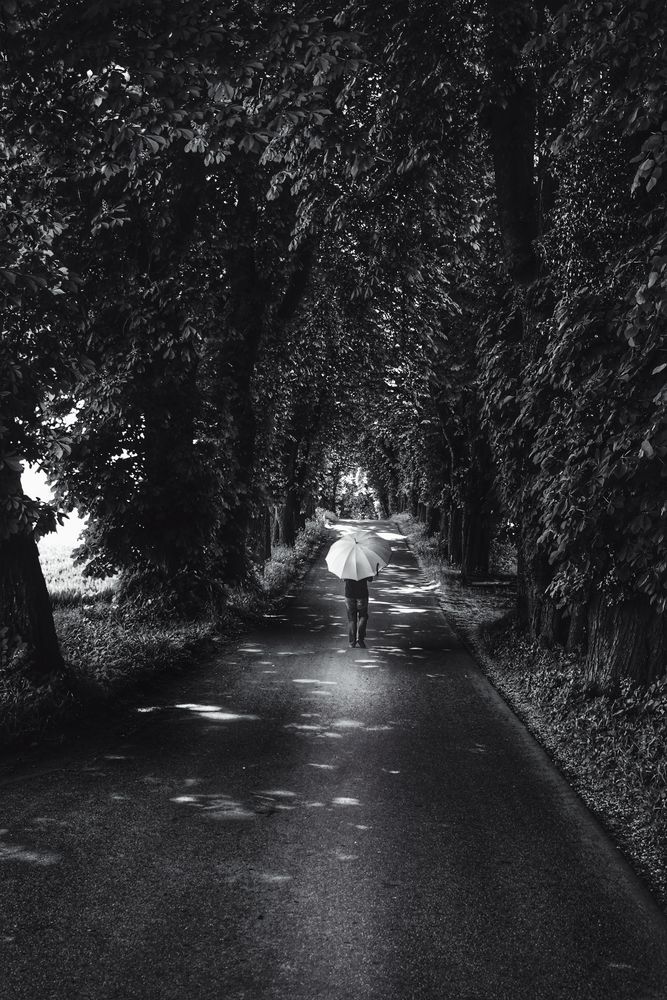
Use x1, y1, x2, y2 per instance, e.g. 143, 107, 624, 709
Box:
1, 1, 665, 694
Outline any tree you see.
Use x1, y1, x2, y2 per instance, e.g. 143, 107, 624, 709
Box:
526, 1, 667, 685
0, 41, 83, 677
2, 1, 361, 609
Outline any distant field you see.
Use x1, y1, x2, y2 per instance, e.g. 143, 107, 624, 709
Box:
21, 464, 113, 603
23, 464, 117, 603
38, 519, 118, 605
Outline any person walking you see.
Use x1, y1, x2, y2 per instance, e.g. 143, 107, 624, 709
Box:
325, 530, 391, 650
344, 575, 373, 647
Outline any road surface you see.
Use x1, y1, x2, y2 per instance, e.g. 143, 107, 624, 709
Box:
1, 520, 667, 1000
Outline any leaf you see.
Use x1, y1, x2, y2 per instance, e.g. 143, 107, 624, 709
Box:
640, 440, 655, 459
652, 363, 667, 375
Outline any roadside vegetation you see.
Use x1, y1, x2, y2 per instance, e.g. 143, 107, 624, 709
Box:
0, 514, 329, 748
399, 513, 667, 911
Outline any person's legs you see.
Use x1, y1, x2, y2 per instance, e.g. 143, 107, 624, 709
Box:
357, 598, 369, 643
345, 598, 358, 645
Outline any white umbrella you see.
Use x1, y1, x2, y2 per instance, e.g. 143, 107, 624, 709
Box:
325, 532, 392, 580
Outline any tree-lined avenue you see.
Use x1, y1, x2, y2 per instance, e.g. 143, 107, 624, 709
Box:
1, 522, 666, 1000
2, 3, 666, 695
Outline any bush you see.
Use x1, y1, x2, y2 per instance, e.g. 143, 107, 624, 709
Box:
487, 624, 667, 909
263, 516, 329, 599
0, 516, 330, 747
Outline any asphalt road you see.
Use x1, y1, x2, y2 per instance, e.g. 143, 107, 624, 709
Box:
2, 520, 667, 1000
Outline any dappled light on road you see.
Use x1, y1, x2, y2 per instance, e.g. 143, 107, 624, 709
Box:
292, 678, 337, 685
387, 606, 431, 614
196, 711, 260, 722
175, 703, 222, 712
284, 723, 324, 732
0, 834, 61, 866
171, 793, 257, 821
174, 703, 260, 722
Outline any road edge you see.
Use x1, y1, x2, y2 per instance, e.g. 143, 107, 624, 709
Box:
393, 517, 667, 928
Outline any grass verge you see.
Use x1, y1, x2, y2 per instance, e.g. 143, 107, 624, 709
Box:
1, 516, 329, 749
396, 512, 667, 913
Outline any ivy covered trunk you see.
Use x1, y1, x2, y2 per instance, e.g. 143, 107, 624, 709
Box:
0, 470, 64, 681
278, 436, 300, 548
585, 592, 666, 693
485, 0, 546, 636
517, 522, 552, 638
217, 243, 267, 585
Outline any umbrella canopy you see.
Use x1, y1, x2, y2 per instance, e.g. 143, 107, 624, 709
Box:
325, 532, 392, 581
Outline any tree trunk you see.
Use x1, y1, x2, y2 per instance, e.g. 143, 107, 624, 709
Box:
0, 470, 64, 681
280, 488, 299, 547
538, 596, 564, 650
484, 0, 540, 286
263, 508, 272, 563
515, 518, 529, 627
425, 505, 440, 537
271, 505, 282, 547
216, 188, 314, 584
461, 503, 490, 582
142, 354, 201, 578
437, 509, 449, 556
566, 600, 588, 653
248, 510, 271, 564
217, 241, 267, 584
460, 406, 494, 583
485, 0, 552, 641
585, 592, 666, 693
301, 490, 315, 523
448, 504, 463, 565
